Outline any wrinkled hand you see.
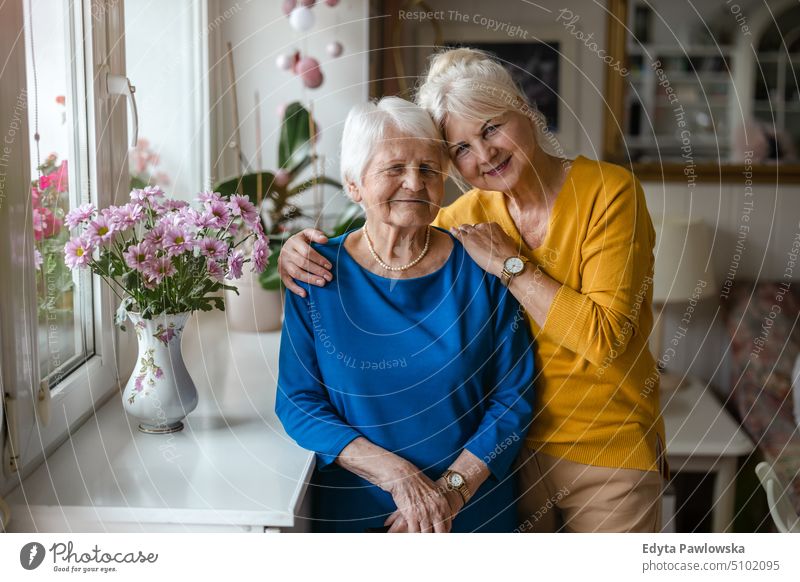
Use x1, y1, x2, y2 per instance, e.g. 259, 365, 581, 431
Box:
382, 473, 459, 533
278, 228, 333, 297
450, 222, 518, 278
384, 477, 464, 533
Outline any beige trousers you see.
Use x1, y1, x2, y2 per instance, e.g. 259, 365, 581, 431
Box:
514, 447, 664, 533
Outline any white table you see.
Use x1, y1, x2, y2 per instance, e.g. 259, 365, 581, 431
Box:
661, 378, 754, 533
6, 311, 314, 533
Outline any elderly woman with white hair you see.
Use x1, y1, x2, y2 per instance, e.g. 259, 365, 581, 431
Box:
275, 96, 535, 533
280, 49, 667, 533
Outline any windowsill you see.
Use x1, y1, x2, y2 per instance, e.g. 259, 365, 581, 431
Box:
4, 310, 314, 532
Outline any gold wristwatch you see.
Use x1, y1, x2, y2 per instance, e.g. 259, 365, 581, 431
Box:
501, 255, 529, 287
443, 470, 471, 505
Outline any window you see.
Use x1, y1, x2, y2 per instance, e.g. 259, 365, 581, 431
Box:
26, 0, 95, 386
1, 0, 127, 495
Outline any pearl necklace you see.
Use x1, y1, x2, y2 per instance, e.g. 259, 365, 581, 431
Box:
363, 223, 431, 272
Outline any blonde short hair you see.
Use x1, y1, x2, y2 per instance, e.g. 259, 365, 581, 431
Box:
416, 47, 547, 141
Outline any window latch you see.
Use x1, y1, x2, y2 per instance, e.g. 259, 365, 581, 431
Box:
106, 74, 138, 147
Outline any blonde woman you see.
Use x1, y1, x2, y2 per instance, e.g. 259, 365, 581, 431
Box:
280, 49, 666, 533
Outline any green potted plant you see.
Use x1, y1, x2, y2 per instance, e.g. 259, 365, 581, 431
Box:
214, 102, 342, 331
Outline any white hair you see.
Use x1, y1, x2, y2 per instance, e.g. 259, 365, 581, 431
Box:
340, 96, 445, 190
416, 47, 549, 145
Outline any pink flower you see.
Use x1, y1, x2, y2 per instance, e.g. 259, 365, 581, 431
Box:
65, 203, 95, 229
251, 237, 270, 273
228, 194, 259, 228
38, 174, 55, 191
198, 237, 227, 261
206, 259, 224, 281
112, 203, 145, 229
195, 210, 221, 229
227, 249, 245, 279
54, 160, 68, 193
32, 209, 44, 238
157, 199, 189, 212
64, 237, 93, 269
86, 214, 115, 245
144, 256, 176, 285
154, 327, 176, 346
123, 242, 152, 271
144, 223, 167, 248
197, 191, 222, 205
144, 185, 165, 200
205, 200, 231, 227
130, 185, 164, 204
164, 227, 193, 256
33, 208, 62, 241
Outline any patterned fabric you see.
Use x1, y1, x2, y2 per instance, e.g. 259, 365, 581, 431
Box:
723, 282, 800, 514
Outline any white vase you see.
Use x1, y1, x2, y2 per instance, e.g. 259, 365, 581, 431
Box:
123, 312, 198, 434
224, 269, 283, 332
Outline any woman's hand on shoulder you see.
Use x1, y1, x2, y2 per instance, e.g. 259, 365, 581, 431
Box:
278, 228, 333, 297
450, 222, 517, 278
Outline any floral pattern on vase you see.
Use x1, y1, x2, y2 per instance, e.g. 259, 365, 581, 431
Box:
123, 312, 197, 433
128, 348, 164, 405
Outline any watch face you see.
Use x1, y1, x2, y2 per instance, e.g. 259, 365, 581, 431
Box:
504, 256, 524, 274
448, 473, 464, 487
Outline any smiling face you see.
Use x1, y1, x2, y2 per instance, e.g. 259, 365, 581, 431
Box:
348, 127, 445, 229
444, 110, 539, 193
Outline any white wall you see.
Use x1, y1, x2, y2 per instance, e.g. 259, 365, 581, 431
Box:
125, 0, 207, 200
210, 0, 369, 224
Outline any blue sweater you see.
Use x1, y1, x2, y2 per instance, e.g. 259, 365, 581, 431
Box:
275, 229, 535, 532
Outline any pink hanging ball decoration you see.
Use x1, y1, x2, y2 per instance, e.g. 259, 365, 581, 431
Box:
282, 0, 297, 16
326, 41, 343, 58
325, 0, 340, 6
296, 57, 324, 89
302, 68, 324, 89
274, 169, 291, 187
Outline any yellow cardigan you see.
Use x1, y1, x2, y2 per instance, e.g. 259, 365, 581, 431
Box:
433, 155, 666, 474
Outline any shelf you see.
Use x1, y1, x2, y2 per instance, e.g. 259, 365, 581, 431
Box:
625, 136, 729, 148
654, 100, 729, 108
627, 44, 733, 57
754, 101, 800, 112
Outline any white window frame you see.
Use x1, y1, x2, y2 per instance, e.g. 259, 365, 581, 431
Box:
1, 0, 129, 498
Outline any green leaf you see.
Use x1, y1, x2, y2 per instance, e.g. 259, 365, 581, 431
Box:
288, 154, 312, 178
130, 176, 148, 190
214, 171, 277, 203
258, 250, 283, 291
278, 102, 312, 170
287, 175, 342, 197
330, 202, 366, 238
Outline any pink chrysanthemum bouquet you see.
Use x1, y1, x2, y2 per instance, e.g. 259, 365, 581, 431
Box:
64, 186, 270, 325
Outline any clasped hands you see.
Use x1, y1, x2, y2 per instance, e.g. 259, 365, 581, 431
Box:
381, 464, 466, 533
